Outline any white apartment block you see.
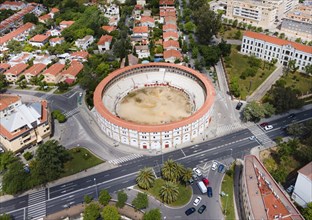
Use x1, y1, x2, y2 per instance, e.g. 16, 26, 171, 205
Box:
241, 31, 312, 73
226, 0, 299, 29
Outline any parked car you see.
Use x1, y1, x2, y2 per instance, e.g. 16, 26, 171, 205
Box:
260, 122, 268, 127
236, 102, 243, 110
188, 178, 194, 185
211, 161, 218, 171
193, 167, 202, 176
288, 113, 296, 118
0, 147, 4, 153
264, 125, 273, 131
198, 205, 206, 214
193, 196, 202, 206
185, 207, 196, 216
207, 187, 213, 197
218, 164, 225, 173
286, 185, 294, 194
202, 178, 209, 186
192, 173, 198, 181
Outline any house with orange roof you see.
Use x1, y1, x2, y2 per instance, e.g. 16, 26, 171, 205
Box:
49, 37, 64, 47
132, 26, 149, 38
292, 162, 312, 207
23, 63, 46, 83
163, 24, 177, 32
50, 8, 59, 18
0, 1, 26, 10
241, 31, 312, 73
102, 25, 117, 33
163, 49, 182, 63
164, 15, 177, 24
60, 20, 75, 30
42, 63, 65, 84
4, 63, 28, 82
163, 31, 179, 41
140, 16, 155, 28
135, 45, 150, 59
61, 61, 84, 84
97, 35, 113, 52
29, 34, 49, 47
163, 40, 179, 50
0, 23, 34, 49
71, 51, 89, 62
0, 94, 51, 152
0, 63, 10, 74
159, 0, 175, 6
38, 14, 52, 23
8, 52, 33, 66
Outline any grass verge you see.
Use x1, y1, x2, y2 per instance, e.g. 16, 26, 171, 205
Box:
277, 72, 312, 95
61, 147, 104, 177
136, 178, 192, 207
221, 166, 235, 220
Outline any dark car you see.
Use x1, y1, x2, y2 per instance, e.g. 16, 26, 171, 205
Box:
260, 122, 268, 127
185, 207, 196, 216
288, 113, 296, 118
198, 205, 206, 214
236, 102, 243, 110
218, 164, 225, 173
207, 187, 213, 197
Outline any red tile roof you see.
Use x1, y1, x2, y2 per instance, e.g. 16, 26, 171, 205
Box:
160, 10, 176, 17
0, 94, 20, 111
101, 25, 117, 33
71, 51, 89, 59
61, 61, 83, 77
60, 20, 75, 27
159, 0, 175, 5
163, 40, 179, 49
49, 37, 64, 43
29, 34, 49, 43
163, 31, 178, 39
140, 16, 154, 23
0, 22, 34, 45
97, 35, 113, 45
134, 4, 143, 10
4, 63, 28, 76
0, 63, 10, 71
23, 63, 46, 76
163, 49, 182, 59
163, 24, 177, 32
244, 31, 312, 54
298, 162, 312, 181
133, 26, 149, 33
165, 15, 177, 22
39, 14, 51, 21
51, 8, 59, 13
43, 63, 65, 76
1, 1, 24, 6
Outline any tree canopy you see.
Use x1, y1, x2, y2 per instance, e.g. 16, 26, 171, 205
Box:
132, 192, 148, 210
143, 208, 161, 220
102, 205, 120, 220
242, 101, 275, 122
83, 202, 101, 220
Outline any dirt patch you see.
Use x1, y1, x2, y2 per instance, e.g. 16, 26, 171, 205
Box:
109, 201, 144, 220
259, 146, 277, 161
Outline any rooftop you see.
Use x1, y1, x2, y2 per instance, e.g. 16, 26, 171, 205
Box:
23, 63, 46, 76
49, 37, 64, 42
0, 94, 20, 111
140, 16, 154, 23
163, 49, 182, 59
71, 51, 89, 59
0, 22, 34, 45
61, 61, 83, 77
43, 63, 65, 76
29, 34, 49, 43
133, 26, 149, 33
4, 63, 28, 76
298, 162, 312, 181
163, 31, 179, 39
60, 20, 75, 27
163, 24, 177, 31
101, 25, 117, 33
163, 39, 179, 48
97, 35, 113, 45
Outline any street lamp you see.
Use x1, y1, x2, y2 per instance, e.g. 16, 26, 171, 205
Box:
94, 178, 98, 199
230, 148, 233, 157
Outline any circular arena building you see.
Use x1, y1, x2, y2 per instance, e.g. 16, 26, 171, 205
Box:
93, 63, 215, 150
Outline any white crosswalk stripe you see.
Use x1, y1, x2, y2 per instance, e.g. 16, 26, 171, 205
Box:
109, 154, 144, 165
247, 123, 273, 145
215, 123, 243, 136
64, 107, 80, 117
27, 190, 46, 220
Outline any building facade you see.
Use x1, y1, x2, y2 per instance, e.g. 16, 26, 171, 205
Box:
241, 31, 312, 72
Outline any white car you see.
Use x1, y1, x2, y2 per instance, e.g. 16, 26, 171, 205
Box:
0, 147, 4, 153
211, 161, 218, 171
193, 168, 202, 176
264, 125, 273, 131
193, 196, 202, 206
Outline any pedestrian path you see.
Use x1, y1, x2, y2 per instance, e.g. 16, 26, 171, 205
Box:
247, 123, 272, 145
108, 154, 144, 165
215, 123, 243, 136
64, 107, 80, 117
27, 189, 46, 220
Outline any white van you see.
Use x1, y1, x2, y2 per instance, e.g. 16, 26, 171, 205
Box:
197, 181, 207, 194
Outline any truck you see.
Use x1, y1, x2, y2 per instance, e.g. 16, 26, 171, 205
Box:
197, 181, 207, 194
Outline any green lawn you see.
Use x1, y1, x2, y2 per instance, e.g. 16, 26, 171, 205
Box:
61, 147, 104, 177
219, 26, 245, 40
277, 72, 312, 95
138, 178, 192, 207
221, 166, 235, 220
225, 47, 276, 100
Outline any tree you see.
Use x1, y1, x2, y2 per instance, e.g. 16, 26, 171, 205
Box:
286, 60, 298, 73
181, 168, 193, 185
302, 202, 312, 220
192, 46, 199, 59
304, 64, 312, 75
234, 30, 242, 39
242, 101, 275, 122
102, 205, 120, 220
7, 40, 22, 54
143, 208, 161, 220
184, 21, 196, 33
57, 82, 69, 92
136, 167, 155, 189
218, 39, 231, 57
0, 74, 8, 91
132, 192, 148, 210
0, 151, 16, 172
84, 195, 93, 204
200, 45, 221, 67
83, 202, 101, 220
23, 13, 38, 24
159, 181, 179, 204
162, 159, 179, 182
98, 189, 111, 206
269, 58, 278, 70
116, 190, 128, 208
0, 213, 12, 220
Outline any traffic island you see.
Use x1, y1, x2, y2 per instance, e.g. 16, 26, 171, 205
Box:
220, 165, 236, 220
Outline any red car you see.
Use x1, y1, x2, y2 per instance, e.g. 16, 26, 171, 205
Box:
260, 122, 268, 127
202, 178, 209, 186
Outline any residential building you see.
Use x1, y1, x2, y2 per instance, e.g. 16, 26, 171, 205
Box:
163, 31, 179, 41
133, 4, 143, 20
292, 162, 312, 208
225, 0, 299, 29
0, 95, 51, 152
281, 4, 312, 41
241, 155, 304, 220
4, 63, 28, 82
142, 9, 151, 17
164, 15, 177, 25
23, 63, 46, 83
101, 25, 117, 33
140, 16, 155, 28
29, 34, 49, 47
0, 1, 26, 10
60, 20, 75, 30
49, 7, 59, 18
38, 14, 52, 23
136, 0, 146, 6
75, 35, 94, 50
97, 35, 113, 52
42, 63, 65, 84
33, 55, 52, 65
104, 4, 120, 26
241, 31, 312, 72
163, 40, 180, 50
163, 49, 182, 62
127, 54, 139, 66
0, 63, 10, 74
163, 24, 177, 32
8, 52, 33, 66
159, 0, 175, 6
46, 29, 61, 37
61, 61, 84, 84
160, 6, 176, 18
71, 51, 89, 62
49, 37, 64, 47
135, 45, 150, 58
132, 26, 149, 38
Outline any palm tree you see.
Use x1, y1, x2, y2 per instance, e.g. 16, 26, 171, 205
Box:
136, 167, 155, 190
162, 159, 178, 182
175, 163, 185, 181
181, 168, 193, 185
159, 181, 179, 204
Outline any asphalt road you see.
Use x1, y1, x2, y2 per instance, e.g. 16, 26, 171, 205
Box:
1, 109, 312, 219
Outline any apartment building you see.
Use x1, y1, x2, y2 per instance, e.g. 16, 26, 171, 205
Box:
241, 155, 303, 220
281, 4, 312, 41
4, 63, 28, 83
241, 31, 312, 72
226, 0, 299, 29
23, 63, 46, 83
42, 63, 65, 84
75, 35, 94, 50
0, 95, 51, 152
61, 61, 84, 84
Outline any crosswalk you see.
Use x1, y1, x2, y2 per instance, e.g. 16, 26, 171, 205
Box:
109, 154, 144, 165
215, 123, 243, 136
247, 123, 273, 145
27, 189, 46, 220
64, 107, 80, 117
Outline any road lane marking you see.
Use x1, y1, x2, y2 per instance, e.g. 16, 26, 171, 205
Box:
180, 149, 186, 157
68, 91, 77, 99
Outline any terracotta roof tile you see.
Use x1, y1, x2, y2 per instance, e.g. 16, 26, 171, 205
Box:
0, 63, 10, 71
51, 8, 59, 13
4, 63, 28, 76
0, 22, 34, 45
159, 0, 175, 5
0, 94, 20, 111
29, 34, 49, 42
133, 26, 149, 33
60, 20, 75, 27
163, 24, 177, 32
49, 37, 64, 42
140, 16, 154, 23
101, 25, 117, 33
163, 49, 182, 59
43, 63, 65, 76
163, 40, 179, 49
39, 14, 51, 21
163, 31, 178, 39
97, 35, 113, 45
61, 61, 83, 77
71, 51, 89, 59
23, 63, 46, 76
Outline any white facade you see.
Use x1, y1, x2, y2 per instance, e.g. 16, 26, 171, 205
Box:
135, 46, 150, 58
241, 32, 312, 72
75, 35, 94, 50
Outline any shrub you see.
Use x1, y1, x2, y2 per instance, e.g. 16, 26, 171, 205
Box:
23, 152, 33, 161
52, 110, 67, 123
84, 195, 93, 204
116, 191, 128, 208
98, 189, 111, 206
